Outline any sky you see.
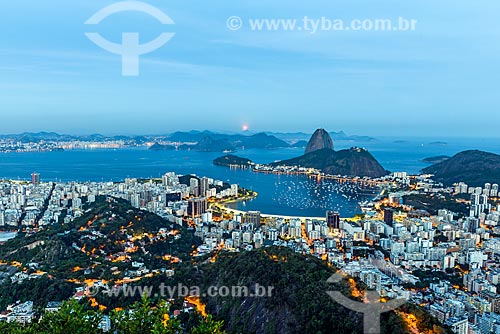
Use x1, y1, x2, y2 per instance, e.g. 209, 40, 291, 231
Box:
0, 0, 499, 137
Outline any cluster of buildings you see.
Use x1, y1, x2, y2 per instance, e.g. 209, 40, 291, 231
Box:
0, 171, 244, 326
0, 301, 34, 324
189, 174, 500, 334
0, 172, 240, 233
380, 178, 500, 334
0, 300, 112, 331
0, 173, 53, 227
1, 170, 500, 334
0, 138, 133, 153
0, 139, 60, 153
455, 182, 500, 225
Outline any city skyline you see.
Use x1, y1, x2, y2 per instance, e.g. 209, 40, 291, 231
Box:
1, 0, 500, 137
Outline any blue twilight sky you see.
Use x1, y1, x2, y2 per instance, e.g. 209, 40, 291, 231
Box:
0, 0, 499, 137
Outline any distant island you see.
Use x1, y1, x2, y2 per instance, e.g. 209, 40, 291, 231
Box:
428, 141, 448, 146
149, 132, 290, 152
213, 155, 254, 168
269, 129, 388, 178
421, 155, 450, 164
148, 142, 176, 151
422, 150, 500, 186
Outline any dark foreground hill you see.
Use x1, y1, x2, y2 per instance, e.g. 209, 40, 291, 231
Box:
422, 150, 500, 186
195, 248, 450, 334
271, 148, 388, 178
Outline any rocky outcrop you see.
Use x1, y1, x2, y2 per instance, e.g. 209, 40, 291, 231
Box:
305, 129, 334, 154
271, 148, 388, 178
271, 129, 387, 178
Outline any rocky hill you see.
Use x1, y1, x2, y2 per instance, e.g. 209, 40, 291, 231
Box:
149, 142, 176, 151
194, 247, 450, 334
422, 150, 500, 186
291, 140, 308, 148
305, 128, 334, 154
0, 196, 201, 309
272, 148, 388, 178
236, 132, 290, 149
190, 136, 235, 152
268, 129, 387, 178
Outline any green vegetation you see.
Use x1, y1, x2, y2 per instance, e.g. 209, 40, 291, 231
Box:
152, 132, 290, 153
195, 247, 448, 334
405, 269, 463, 290
0, 275, 75, 312
0, 196, 201, 310
403, 193, 469, 216
0, 298, 225, 334
213, 155, 253, 168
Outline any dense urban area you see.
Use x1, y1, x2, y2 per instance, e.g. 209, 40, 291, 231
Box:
1, 166, 499, 333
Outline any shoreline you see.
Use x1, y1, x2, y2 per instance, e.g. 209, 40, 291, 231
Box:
216, 202, 328, 221
216, 191, 259, 205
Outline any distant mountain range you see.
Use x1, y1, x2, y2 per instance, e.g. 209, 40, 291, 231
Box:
0, 130, 377, 156
0, 130, 375, 144
290, 140, 308, 148
422, 150, 500, 186
151, 132, 290, 152
162, 130, 375, 148
267, 131, 376, 143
